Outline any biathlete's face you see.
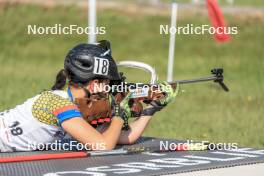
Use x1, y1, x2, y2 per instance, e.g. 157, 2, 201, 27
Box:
86, 79, 110, 94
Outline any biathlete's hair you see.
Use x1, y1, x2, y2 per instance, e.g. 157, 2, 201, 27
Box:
51, 69, 68, 90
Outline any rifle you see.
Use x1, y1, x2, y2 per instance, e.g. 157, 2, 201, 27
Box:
76, 61, 229, 129
114, 67, 229, 119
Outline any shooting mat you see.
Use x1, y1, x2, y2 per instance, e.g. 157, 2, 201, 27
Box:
0, 137, 264, 176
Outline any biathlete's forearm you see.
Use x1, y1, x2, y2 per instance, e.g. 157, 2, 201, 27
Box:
62, 117, 124, 151
118, 115, 152, 145
101, 117, 124, 149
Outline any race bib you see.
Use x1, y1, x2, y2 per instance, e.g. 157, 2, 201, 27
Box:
93, 57, 109, 75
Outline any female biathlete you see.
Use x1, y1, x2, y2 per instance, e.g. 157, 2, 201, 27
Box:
0, 40, 179, 152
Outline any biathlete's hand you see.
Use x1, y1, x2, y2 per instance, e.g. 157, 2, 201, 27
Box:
113, 92, 132, 122
142, 82, 179, 116
155, 81, 179, 106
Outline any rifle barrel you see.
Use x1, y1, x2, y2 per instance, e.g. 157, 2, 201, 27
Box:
125, 72, 228, 92
172, 76, 218, 85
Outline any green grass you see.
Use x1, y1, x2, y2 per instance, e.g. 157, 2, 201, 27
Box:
120, 0, 264, 7
0, 3, 263, 148
161, 0, 264, 7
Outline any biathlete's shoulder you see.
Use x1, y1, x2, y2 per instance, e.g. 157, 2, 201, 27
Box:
32, 90, 82, 126
49, 90, 69, 99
